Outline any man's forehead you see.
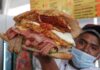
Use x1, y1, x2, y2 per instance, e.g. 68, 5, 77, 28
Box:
81, 28, 100, 42
78, 33, 100, 43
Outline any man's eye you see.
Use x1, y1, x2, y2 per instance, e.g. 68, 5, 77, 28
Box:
91, 47, 97, 50
78, 39, 86, 45
91, 45, 98, 51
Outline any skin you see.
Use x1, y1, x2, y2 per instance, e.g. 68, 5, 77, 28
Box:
35, 32, 100, 70
37, 56, 59, 70
75, 33, 100, 57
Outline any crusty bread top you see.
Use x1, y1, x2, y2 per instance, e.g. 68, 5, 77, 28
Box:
14, 10, 81, 37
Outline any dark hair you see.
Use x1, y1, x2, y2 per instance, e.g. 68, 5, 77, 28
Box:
82, 24, 100, 40
82, 24, 100, 33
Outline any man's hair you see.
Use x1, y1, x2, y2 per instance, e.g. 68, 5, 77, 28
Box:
82, 24, 100, 40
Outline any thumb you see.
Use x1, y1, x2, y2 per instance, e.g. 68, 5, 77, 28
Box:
33, 51, 40, 56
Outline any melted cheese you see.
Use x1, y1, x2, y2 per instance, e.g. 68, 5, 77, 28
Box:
52, 30, 75, 46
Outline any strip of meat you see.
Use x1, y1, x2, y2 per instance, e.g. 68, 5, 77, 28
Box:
16, 20, 72, 48
5, 27, 18, 40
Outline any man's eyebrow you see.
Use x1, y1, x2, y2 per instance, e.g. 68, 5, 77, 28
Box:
79, 38, 100, 47
91, 44, 99, 48
89, 41, 100, 48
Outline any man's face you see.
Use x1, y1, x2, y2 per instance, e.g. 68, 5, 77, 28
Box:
75, 33, 100, 57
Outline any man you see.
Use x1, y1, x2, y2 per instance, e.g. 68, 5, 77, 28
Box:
33, 24, 100, 70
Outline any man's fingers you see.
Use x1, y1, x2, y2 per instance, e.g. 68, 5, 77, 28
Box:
33, 52, 40, 56
37, 42, 48, 50
40, 43, 54, 55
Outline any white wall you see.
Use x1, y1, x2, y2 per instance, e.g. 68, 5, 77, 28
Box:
7, 0, 30, 29
78, 18, 94, 27
0, 0, 30, 32
0, 15, 6, 33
